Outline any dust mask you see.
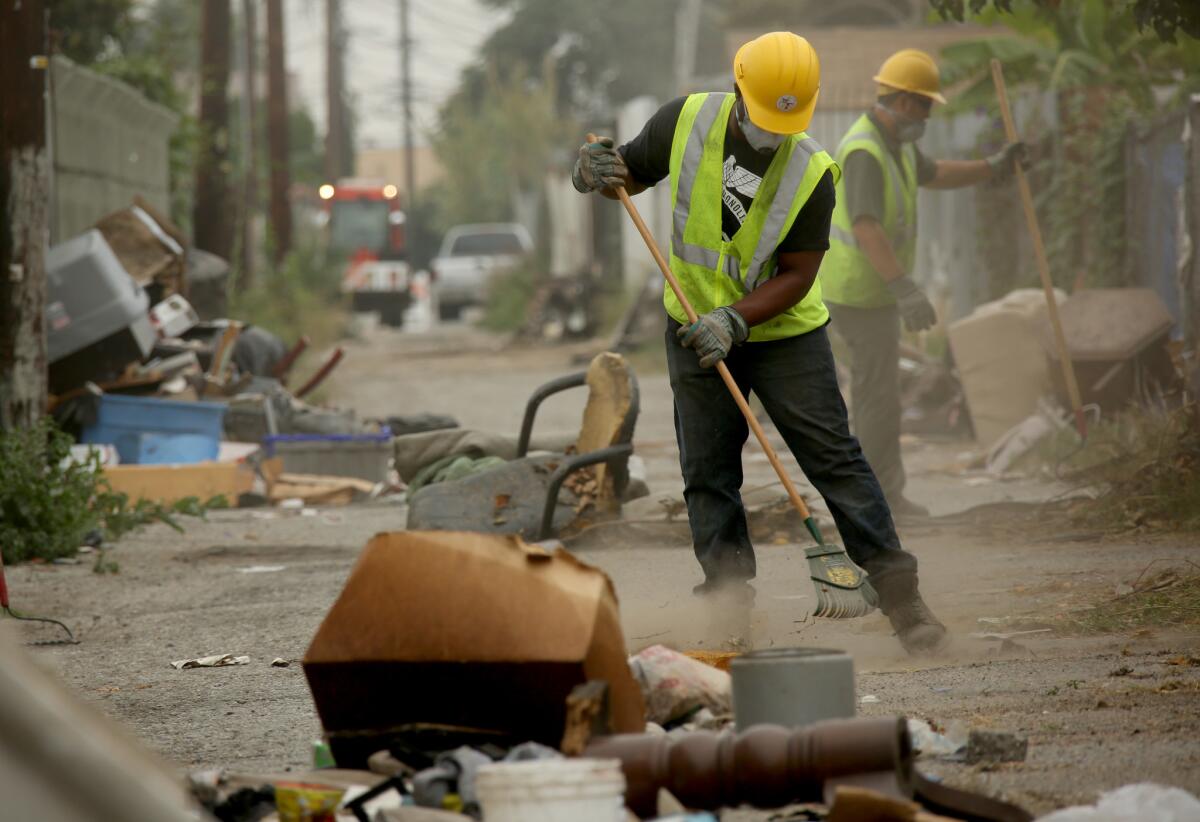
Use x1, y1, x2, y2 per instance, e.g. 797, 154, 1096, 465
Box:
737, 101, 787, 155
879, 102, 925, 143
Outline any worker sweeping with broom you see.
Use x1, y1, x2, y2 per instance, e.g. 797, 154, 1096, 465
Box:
571, 31, 947, 653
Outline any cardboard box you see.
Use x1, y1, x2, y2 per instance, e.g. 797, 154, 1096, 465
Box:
303, 531, 645, 766
102, 461, 253, 506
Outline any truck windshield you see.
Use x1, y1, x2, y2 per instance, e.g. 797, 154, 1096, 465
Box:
330, 199, 390, 254
448, 232, 525, 256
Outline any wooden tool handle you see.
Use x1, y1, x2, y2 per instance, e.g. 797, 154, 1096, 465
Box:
989, 61, 1088, 440
586, 134, 817, 524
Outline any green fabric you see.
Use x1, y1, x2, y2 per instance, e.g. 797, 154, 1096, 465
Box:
820, 113, 919, 308
408, 454, 507, 496
665, 92, 840, 342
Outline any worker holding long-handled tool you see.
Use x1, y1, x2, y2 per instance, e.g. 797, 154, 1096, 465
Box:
572, 32, 947, 653
820, 49, 1026, 518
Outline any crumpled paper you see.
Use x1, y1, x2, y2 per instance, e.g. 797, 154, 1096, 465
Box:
171, 654, 250, 670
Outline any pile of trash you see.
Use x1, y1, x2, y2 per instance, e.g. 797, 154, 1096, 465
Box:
42, 200, 460, 513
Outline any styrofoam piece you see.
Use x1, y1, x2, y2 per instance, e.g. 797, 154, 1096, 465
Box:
475, 758, 626, 822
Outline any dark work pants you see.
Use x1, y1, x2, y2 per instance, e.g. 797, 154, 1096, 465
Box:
825, 302, 906, 501
665, 319, 917, 587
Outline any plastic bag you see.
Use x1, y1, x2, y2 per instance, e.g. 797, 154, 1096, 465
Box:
628, 645, 731, 725
1038, 783, 1200, 821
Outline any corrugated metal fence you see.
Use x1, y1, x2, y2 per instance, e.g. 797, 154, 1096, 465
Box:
1124, 104, 1194, 341
50, 56, 178, 244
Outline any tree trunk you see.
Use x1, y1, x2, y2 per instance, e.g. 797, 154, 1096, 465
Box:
194, 0, 234, 260
0, 1, 49, 430
266, 0, 292, 264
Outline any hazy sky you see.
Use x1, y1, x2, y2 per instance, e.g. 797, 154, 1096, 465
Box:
285, 0, 508, 149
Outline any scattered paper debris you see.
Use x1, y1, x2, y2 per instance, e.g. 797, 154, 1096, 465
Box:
969, 629, 1053, 641
907, 718, 967, 757
860, 694, 880, 705
170, 654, 250, 670
238, 565, 285, 574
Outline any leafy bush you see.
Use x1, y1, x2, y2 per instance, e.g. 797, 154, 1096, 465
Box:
228, 234, 349, 348
0, 419, 225, 565
0, 418, 100, 564
479, 263, 538, 332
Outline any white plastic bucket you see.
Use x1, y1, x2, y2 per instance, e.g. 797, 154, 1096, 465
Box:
475, 758, 627, 822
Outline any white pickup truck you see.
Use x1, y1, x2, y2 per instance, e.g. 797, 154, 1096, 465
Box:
429, 223, 533, 320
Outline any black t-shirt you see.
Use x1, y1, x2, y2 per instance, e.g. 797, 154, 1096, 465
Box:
619, 96, 835, 253
842, 109, 937, 224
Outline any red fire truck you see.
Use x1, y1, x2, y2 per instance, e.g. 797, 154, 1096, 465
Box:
319, 178, 411, 326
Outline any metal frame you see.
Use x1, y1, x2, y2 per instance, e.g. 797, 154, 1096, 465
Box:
514, 367, 641, 541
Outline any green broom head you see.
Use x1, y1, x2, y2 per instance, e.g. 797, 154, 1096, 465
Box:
805, 545, 879, 619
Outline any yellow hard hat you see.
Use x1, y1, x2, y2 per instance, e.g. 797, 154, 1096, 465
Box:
733, 32, 820, 135
873, 48, 947, 104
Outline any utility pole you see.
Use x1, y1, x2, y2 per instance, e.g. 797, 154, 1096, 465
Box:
325, 0, 346, 182
266, 0, 292, 263
674, 0, 702, 95
399, 0, 419, 267
0, 0, 49, 429
194, 0, 234, 261
238, 0, 258, 290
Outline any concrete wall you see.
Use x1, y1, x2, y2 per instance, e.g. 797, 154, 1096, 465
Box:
51, 57, 179, 244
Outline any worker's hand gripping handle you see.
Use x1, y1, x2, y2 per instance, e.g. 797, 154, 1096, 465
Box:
585, 134, 821, 531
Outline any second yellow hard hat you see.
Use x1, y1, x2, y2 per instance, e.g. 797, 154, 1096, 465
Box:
873, 48, 947, 104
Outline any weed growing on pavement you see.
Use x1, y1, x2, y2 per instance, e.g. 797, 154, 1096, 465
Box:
1054, 568, 1200, 635
0, 419, 227, 565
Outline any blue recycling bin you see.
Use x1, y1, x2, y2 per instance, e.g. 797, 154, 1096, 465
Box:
81, 394, 226, 465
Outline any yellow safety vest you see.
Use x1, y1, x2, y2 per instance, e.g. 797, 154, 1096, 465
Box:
666, 92, 840, 342
819, 112, 918, 308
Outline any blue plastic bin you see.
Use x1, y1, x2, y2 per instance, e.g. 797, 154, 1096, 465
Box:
81, 394, 226, 465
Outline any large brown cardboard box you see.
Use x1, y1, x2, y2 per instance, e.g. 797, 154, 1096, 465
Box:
303, 531, 645, 766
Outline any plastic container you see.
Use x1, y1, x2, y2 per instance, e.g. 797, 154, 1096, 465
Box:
263, 430, 393, 482
474, 758, 626, 822
730, 648, 855, 729
81, 394, 226, 465
45, 230, 155, 392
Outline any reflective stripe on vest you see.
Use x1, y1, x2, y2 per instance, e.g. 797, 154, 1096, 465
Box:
665, 93, 839, 341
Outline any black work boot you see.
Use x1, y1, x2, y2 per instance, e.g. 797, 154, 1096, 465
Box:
867, 570, 948, 654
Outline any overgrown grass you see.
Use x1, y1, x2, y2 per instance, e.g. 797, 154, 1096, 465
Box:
0, 419, 225, 566
228, 235, 349, 349
1053, 570, 1200, 635
1051, 405, 1200, 532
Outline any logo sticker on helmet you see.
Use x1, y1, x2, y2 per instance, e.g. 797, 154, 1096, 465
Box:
776, 94, 798, 112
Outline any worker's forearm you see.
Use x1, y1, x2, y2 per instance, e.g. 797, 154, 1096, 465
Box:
598, 168, 648, 199
852, 218, 906, 283
924, 159, 992, 189
732, 263, 820, 326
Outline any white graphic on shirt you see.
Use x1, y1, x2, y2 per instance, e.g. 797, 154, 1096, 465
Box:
722, 155, 763, 240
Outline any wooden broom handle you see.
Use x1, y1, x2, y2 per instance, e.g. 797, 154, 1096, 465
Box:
586, 134, 816, 522
989, 61, 1088, 440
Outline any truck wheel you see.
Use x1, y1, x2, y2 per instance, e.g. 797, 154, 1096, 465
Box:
438, 302, 461, 321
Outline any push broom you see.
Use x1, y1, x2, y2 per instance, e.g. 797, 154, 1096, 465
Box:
588, 135, 877, 619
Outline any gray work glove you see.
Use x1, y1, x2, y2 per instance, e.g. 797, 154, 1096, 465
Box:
571, 136, 628, 193
677, 306, 749, 368
986, 140, 1026, 180
886, 276, 937, 332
